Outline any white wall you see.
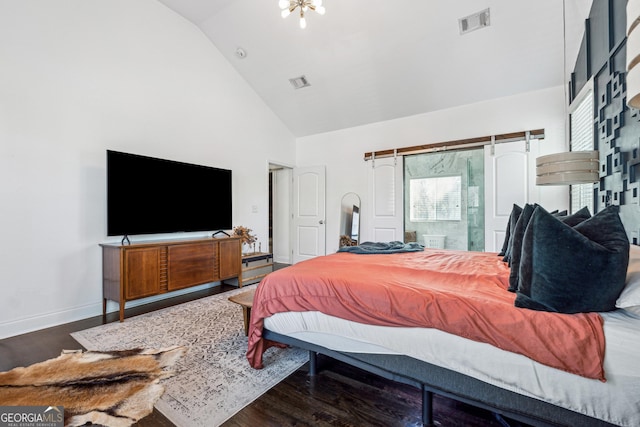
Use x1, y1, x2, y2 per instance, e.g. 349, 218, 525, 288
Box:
296, 86, 569, 254
0, 1, 295, 338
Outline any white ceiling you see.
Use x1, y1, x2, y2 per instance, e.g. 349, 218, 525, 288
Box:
157, 0, 593, 137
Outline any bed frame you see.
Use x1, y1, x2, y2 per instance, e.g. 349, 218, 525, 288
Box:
263, 329, 616, 427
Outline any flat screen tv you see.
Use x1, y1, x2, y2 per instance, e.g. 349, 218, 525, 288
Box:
107, 150, 232, 237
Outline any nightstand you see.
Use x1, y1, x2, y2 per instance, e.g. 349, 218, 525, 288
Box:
239, 252, 273, 287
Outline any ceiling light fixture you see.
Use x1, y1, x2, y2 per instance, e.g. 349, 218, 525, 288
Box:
279, 0, 325, 29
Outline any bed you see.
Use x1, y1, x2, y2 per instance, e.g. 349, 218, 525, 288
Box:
246, 205, 640, 426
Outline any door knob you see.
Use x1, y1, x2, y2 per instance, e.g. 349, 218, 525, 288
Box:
319, 220, 324, 224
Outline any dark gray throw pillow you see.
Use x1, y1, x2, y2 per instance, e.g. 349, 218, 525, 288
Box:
515, 205, 629, 313
501, 204, 523, 261
507, 204, 536, 291
498, 204, 522, 257
554, 206, 591, 226
507, 206, 591, 292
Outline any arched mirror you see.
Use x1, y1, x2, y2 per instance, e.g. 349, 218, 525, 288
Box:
339, 192, 361, 247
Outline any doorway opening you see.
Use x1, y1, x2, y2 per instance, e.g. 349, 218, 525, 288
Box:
269, 163, 293, 264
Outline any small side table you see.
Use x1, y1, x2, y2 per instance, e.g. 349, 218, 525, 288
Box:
228, 288, 256, 336
240, 252, 273, 287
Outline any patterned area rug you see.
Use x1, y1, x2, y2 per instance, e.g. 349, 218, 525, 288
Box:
71, 285, 307, 426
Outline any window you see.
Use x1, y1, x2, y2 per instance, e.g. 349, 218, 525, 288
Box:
570, 87, 594, 213
409, 176, 461, 221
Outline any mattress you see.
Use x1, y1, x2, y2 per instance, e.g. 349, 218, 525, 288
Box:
264, 308, 640, 426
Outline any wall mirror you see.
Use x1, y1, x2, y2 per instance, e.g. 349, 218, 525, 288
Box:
339, 192, 361, 247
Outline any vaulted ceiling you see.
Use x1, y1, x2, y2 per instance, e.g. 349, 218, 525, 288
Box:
157, 0, 593, 137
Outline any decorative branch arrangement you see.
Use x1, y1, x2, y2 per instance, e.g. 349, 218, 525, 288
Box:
232, 225, 257, 246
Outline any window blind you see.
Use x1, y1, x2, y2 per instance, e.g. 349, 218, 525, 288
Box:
570, 90, 594, 214
409, 176, 462, 221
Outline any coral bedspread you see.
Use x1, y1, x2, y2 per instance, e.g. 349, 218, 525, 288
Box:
246, 249, 606, 380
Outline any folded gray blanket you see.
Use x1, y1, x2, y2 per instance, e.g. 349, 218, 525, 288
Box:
337, 241, 424, 254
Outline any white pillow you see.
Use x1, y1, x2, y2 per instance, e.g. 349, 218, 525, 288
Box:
621, 306, 640, 316
616, 244, 640, 308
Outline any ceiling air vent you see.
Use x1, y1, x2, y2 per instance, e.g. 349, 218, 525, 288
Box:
459, 8, 490, 35
289, 75, 311, 89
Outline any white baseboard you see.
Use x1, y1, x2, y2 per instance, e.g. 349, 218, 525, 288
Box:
0, 282, 223, 340
0, 303, 99, 340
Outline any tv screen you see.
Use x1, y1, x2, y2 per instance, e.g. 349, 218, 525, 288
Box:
107, 150, 232, 237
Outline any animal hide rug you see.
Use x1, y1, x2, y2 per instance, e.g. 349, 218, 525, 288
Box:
0, 346, 186, 427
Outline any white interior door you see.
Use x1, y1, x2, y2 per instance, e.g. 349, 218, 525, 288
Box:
366, 156, 404, 242
484, 140, 537, 252
292, 166, 326, 263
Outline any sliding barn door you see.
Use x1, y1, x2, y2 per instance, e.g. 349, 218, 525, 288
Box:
484, 140, 538, 252
366, 156, 404, 242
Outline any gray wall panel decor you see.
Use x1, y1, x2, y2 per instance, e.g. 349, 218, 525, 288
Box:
571, 0, 640, 244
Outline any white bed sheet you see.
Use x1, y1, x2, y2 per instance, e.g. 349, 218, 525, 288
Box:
264, 308, 640, 426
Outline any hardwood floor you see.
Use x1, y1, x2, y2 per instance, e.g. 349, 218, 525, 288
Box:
0, 275, 525, 427
223, 356, 517, 427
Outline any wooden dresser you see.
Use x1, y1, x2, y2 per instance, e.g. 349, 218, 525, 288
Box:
101, 236, 242, 321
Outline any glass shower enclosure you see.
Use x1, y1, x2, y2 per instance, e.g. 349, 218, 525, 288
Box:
403, 148, 484, 251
